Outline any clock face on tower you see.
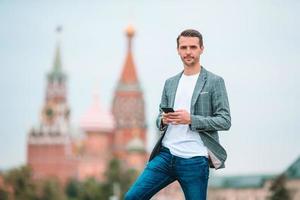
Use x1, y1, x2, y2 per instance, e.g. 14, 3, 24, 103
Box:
42, 104, 54, 122
46, 107, 53, 117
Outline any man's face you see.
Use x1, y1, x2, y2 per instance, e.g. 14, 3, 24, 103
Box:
177, 36, 203, 67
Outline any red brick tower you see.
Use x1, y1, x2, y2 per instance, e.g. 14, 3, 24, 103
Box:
112, 25, 148, 169
27, 31, 77, 183
78, 94, 115, 181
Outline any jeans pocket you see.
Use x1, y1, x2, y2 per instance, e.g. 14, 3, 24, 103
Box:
187, 156, 208, 166
146, 153, 168, 172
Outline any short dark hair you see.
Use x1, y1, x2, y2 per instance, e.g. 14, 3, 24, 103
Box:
176, 29, 203, 48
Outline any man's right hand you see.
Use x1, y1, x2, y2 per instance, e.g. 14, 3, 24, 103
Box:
162, 112, 169, 125
162, 110, 191, 125
162, 112, 174, 125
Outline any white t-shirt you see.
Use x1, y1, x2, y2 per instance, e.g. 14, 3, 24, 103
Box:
162, 72, 208, 158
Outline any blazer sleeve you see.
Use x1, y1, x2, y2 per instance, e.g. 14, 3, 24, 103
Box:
156, 81, 168, 131
189, 77, 231, 132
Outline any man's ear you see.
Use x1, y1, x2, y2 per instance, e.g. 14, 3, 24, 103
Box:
200, 45, 204, 53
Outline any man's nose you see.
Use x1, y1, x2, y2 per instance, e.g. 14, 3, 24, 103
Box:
186, 47, 191, 54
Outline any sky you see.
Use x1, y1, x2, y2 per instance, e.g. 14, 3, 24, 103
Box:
0, 0, 299, 176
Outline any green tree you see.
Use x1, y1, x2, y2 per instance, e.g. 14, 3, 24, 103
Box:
105, 158, 138, 199
63, 158, 139, 200
3, 166, 37, 200
37, 178, 66, 200
0, 187, 9, 200
269, 174, 291, 200
77, 178, 102, 200
65, 178, 80, 200
119, 168, 138, 198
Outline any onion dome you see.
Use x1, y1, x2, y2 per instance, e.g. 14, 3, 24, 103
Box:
80, 94, 115, 132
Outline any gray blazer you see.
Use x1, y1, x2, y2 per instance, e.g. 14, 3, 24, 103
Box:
149, 66, 231, 169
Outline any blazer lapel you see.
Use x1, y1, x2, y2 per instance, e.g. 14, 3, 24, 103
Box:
169, 72, 182, 108
190, 67, 207, 113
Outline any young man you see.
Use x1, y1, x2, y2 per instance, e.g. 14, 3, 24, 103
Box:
125, 29, 231, 200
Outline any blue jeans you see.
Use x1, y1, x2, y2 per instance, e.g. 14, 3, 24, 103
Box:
125, 147, 209, 200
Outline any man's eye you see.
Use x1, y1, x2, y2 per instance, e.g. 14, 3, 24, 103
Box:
190, 46, 198, 49
180, 46, 187, 50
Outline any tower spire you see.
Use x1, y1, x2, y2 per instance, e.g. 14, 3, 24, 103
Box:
126, 24, 134, 52
53, 43, 62, 71
53, 26, 63, 73
48, 26, 66, 83
46, 26, 67, 102
119, 25, 138, 85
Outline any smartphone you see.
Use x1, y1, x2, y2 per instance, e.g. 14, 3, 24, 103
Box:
161, 107, 175, 113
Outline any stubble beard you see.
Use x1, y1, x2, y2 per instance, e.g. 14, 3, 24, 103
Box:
182, 57, 196, 67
